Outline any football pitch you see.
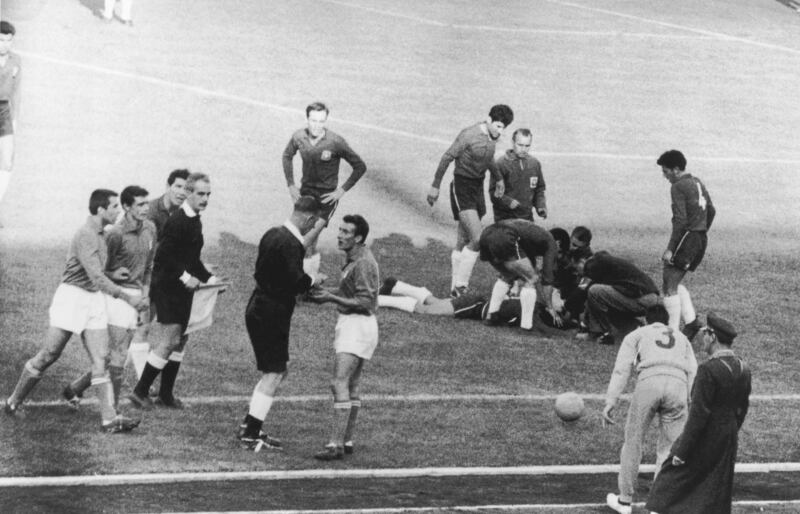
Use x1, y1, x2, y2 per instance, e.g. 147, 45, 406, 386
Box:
1, 0, 799, 512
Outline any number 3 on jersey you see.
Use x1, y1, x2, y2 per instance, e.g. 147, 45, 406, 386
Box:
655, 328, 676, 349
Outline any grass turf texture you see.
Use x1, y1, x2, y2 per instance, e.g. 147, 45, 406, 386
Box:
1, 230, 799, 477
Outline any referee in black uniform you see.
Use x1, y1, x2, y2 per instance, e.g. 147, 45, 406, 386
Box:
237, 196, 320, 450
129, 173, 216, 409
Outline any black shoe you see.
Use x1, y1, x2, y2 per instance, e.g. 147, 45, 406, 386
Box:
597, 332, 615, 345
344, 441, 354, 455
379, 277, 397, 296
128, 391, 154, 410
314, 445, 344, 461
239, 432, 283, 452
483, 312, 501, 326
102, 415, 140, 434
682, 319, 702, 341
154, 396, 184, 409
62, 384, 82, 409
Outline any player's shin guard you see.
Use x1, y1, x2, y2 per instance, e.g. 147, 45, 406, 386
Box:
128, 341, 150, 379
303, 253, 321, 280
92, 375, 117, 423
391, 280, 431, 303
519, 286, 537, 330
7, 362, 42, 406
450, 250, 462, 290
330, 401, 352, 447
133, 352, 168, 397
378, 295, 418, 313
454, 248, 479, 288
488, 279, 511, 314
109, 365, 124, 408
676, 285, 696, 324
159, 352, 183, 400
663, 295, 681, 331
69, 371, 92, 398
0, 170, 11, 204
343, 399, 361, 444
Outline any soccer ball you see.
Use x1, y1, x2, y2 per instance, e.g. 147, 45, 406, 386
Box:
554, 392, 584, 422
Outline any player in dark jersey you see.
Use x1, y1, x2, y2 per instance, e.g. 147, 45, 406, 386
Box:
282, 102, 367, 280
377, 277, 521, 325
0, 21, 21, 214
657, 150, 715, 339
478, 219, 562, 330
426, 105, 514, 297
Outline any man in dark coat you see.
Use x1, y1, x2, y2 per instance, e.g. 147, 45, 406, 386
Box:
237, 196, 320, 451
646, 312, 751, 514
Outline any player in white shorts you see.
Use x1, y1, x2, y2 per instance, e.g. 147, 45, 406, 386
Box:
4, 189, 147, 433
308, 214, 379, 460
63, 186, 156, 409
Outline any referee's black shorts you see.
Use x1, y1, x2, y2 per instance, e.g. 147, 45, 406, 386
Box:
150, 280, 193, 330
449, 176, 486, 221
245, 291, 293, 373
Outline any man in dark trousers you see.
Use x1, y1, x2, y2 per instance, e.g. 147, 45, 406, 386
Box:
572, 250, 660, 345
647, 313, 751, 514
237, 196, 320, 451
128, 173, 217, 409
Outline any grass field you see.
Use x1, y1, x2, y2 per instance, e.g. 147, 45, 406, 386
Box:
1, 0, 800, 512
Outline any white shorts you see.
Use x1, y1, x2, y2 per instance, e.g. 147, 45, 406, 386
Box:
49, 283, 108, 334
103, 287, 141, 330
334, 314, 378, 360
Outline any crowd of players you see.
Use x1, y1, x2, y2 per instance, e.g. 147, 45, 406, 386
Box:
1, 94, 751, 511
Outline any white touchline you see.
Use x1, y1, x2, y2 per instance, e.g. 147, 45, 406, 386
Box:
1, 463, 799, 488
22, 392, 800, 408
546, 0, 800, 57
16, 51, 800, 166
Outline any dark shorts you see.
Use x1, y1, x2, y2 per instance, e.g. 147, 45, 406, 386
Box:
449, 176, 486, 221
301, 187, 339, 226
670, 231, 707, 272
0, 102, 12, 137
150, 280, 193, 329
452, 293, 488, 319
245, 291, 293, 373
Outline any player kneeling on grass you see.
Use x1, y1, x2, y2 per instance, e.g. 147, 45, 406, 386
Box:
4, 189, 146, 433
63, 186, 156, 410
478, 219, 562, 331
602, 304, 697, 514
307, 214, 379, 461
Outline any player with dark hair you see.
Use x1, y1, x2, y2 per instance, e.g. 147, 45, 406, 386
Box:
427, 104, 514, 297
237, 196, 320, 451
129, 173, 218, 409
282, 102, 367, 281
0, 20, 21, 213
478, 219, 561, 330
603, 305, 697, 514
489, 128, 546, 222
570, 226, 592, 252
308, 214, 379, 460
647, 313, 751, 514
572, 251, 660, 345
4, 189, 145, 433
64, 185, 156, 408
657, 150, 715, 339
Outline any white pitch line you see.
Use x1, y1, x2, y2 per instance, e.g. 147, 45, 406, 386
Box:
22, 392, 800, 408
546, 0, 800, 57
2, 462, 800, 488
168, 500, 800, 514
318, 0, 718, 40
15, 51, 800, 166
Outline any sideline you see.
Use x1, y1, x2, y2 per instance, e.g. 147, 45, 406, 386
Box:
16, 50, 800, 166
1, 463, 799, 488
23, 392, 800, 408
